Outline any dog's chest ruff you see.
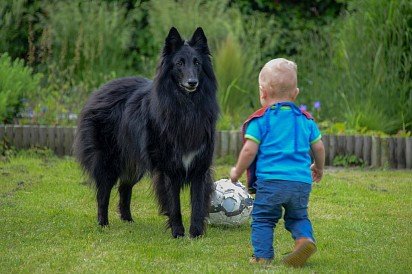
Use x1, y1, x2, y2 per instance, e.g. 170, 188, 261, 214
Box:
182, 146, 204, 171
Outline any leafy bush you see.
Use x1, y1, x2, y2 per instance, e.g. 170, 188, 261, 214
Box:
34, 0, 135, 112
0, 53, 42, 123
297, 0, 412, 134
333, 154, 364, 168
215, 36, 251, 116
0, 137, 16, 162
0, 0, 42, 61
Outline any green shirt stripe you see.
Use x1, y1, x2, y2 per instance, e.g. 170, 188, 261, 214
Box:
245, 134, 260, 144
310, 134, 322, 144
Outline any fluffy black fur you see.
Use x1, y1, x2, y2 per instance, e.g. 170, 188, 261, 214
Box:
74, 27, 219, 238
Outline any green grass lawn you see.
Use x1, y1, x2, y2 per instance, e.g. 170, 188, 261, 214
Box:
1, 152, 411, 273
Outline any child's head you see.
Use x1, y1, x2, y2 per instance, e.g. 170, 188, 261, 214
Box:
258, 58, 299, 106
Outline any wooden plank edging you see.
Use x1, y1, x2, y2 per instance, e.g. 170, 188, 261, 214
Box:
0, 125, 411, 169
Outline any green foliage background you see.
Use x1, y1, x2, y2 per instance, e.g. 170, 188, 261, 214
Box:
0, 0, 410, 134
0, 53, 41, 123
296, 0, 412, 134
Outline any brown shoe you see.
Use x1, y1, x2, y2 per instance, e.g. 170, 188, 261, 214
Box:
249, 255, 273, 265
282, 238, 317, 268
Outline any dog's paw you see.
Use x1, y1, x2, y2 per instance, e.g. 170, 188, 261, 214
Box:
189, 225, 204, 238
121, 216, 134, 223
171, 225, 185, 238
98, 219, 109, 227
119, 212, 134, 222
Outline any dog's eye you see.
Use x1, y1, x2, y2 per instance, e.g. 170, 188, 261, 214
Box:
176, 60, 183, 67
194, 60, 200, 66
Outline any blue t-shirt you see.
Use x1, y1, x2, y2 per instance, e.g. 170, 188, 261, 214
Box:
245, 103, 321, 184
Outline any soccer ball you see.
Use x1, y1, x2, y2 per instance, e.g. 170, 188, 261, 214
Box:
208, 179, 254, 226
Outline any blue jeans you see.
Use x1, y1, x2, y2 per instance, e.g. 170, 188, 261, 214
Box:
251, 180, 314, 259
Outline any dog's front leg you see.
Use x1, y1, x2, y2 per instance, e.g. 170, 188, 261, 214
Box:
189, 170, 213, 238
167, 177, 185, 238
153, 171, 185, 238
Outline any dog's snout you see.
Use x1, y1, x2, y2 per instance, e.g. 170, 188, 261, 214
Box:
187, 80, 198, 87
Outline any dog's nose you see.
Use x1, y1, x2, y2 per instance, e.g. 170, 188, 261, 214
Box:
187, 80, 198, 87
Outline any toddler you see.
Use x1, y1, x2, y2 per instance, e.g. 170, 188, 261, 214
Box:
230, 58, 325, 267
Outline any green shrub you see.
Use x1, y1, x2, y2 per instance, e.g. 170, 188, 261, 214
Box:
35, 0, 135, 112
333, 154, 364, 168
215, 36, 250, 116
0, 0, 42, 61
0, 135, 16, 162
297, 0, 411, 134
0, 53, 42, 123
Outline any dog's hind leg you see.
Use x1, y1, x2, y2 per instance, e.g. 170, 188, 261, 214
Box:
118, 183, 134, 222
96, 183, 116, 226
118, 174, 142, 222
153, 171, 185, 238
189, 170, 213, 238
93, 157, 119, 226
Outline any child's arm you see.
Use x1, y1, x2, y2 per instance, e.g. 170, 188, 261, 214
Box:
230, 140, 259, 182
310, 140, 325, 182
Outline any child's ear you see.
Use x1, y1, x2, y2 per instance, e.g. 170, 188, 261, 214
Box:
292, 88, 299, 100
259, 86, 267, 99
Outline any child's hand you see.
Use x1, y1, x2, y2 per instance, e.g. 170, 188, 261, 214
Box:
229, 140, 258, 184
310, 164, 323, 183
230, 167, 241, 183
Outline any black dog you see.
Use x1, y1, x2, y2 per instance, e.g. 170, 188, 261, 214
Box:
74, 27, 219, 238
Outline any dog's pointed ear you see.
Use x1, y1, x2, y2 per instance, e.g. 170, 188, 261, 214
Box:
163, 27, 184, 55
189, 27, 210, 54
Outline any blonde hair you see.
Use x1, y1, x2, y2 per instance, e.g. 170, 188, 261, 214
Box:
259, 58, 297, 98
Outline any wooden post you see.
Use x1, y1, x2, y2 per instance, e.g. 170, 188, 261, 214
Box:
406, 138, 412, 169
55, 126, 64, 156
363, 136, 372, 166
5, 125, 14, 146
237, 131, 243, 157
30, 125, 40, 148
380, 138, 389, 168
64, 127, 75, 155
220, 130, 229, 158
47, 126, 56, 154
354, 135, 363, 160
234, 130, 243, 158
371, 136, 381, 168
337, 135, 346, 156
388, 137, 397, 169
213, 131, 220, 159
329, 135, 337, 166
346, 135, 355, 156
396, 137, 406, 169
22, 125, 31, 149
14, 125, 23, 149
39, 126, 47, 148
229, 130, 238, 157
322, 135, 330, 166
0, 125, 5, 141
